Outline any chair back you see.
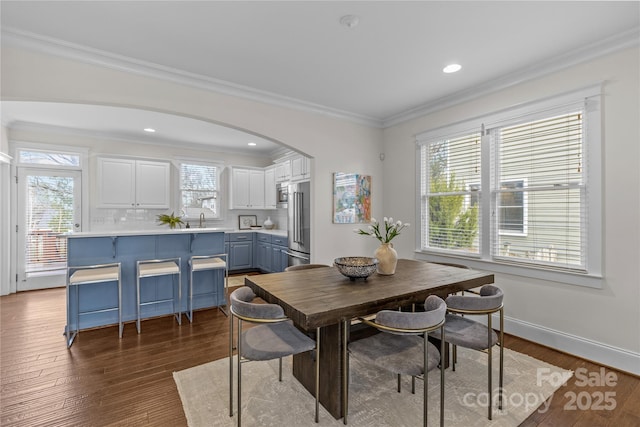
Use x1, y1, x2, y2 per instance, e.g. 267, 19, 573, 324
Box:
366, 295, 446, 334
445, 285, 503, 313
230, 286, 286, 321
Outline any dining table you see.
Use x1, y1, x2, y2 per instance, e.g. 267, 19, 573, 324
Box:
244, 258, 495, 419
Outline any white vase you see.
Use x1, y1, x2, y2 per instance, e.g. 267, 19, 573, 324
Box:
374, 242, 398, 275
263, 216, 274, 229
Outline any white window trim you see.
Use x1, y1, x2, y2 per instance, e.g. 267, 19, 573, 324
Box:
175, 158, 225, 221
415, 84, 603, 288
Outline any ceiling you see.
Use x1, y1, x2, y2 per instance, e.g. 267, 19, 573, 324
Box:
1, 1, 638, 154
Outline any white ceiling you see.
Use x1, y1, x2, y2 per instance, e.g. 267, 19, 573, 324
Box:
1, 1, 638, 154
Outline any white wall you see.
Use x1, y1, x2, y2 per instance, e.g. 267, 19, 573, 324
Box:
382, 47, 640, 374
0, 45, 384, 272
0, 127, 11, 295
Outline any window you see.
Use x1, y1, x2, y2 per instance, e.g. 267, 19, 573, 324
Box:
179, 161, 221, 220
417, 86, 602, 286
18, 149, 80, 167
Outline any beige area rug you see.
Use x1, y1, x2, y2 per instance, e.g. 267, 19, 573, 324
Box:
227, 275, 250, 288
174, 347, 572, 426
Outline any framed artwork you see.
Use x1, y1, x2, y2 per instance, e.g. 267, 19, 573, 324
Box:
333, 172, 371, 224
238, 215, 257, 230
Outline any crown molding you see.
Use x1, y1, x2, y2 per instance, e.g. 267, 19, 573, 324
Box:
3, 26, 638, 131
383, 27, 640, 128
1, 28, 383, 128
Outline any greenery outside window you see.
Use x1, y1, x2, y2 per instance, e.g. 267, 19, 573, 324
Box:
416, 85, 602, 287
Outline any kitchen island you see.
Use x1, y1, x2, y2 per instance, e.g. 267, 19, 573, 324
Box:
63, 228, 231, 335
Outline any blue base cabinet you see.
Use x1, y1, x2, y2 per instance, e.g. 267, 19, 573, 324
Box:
271, 235, 289, 273
66, 231, 226, 333
227, 232, 254, 271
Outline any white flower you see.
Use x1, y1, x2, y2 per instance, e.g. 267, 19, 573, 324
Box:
354, 215, 410, 244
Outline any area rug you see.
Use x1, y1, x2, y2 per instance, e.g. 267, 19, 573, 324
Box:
174, 347, 572, 426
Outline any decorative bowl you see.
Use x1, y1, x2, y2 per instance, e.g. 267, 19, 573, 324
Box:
334, 257, 379, 281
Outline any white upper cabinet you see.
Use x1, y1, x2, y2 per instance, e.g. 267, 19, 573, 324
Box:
264, 166, 277, 209
290, 155, 310, 182
230, 167, 265, 209
274, 160, 291, 182
97, 158, 170, 209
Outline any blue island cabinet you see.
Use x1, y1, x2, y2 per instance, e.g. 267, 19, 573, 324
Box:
66, 230, 226, 334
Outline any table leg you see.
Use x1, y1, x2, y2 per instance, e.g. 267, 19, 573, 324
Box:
293, 323, 344, 419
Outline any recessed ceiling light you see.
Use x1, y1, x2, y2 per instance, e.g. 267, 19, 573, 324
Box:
143, 128, 156, 133
248, 142, 257, 146
340, 15, 360, 29
443, 64, 462, 74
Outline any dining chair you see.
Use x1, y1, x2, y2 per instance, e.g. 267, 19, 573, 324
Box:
228, 286, 320, 426
343, 295, 446, 427
431, 284, 504, 420
284, 263, 330, 271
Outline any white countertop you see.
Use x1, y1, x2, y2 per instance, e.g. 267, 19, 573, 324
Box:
61, 227, 286, 238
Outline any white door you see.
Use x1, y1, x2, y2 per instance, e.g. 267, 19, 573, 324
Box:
16, 167, 82, 291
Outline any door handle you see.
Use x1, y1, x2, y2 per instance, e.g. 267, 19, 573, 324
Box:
284, 251, 309, 261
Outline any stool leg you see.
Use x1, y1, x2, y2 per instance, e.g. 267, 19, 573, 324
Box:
136, 267, 141, 334
118, 274, 123, 338
187, 264, 193, 323
176, 263, 182, 325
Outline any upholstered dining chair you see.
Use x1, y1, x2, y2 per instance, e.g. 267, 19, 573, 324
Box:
228, 286, 320, 426
343, 295, 447, 427
284, 263, 330, 271
431, 285, 504, 420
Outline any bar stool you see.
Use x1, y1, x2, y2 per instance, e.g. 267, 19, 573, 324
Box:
66, 262, 122, 348
136, 257, 182, 333
188, 253, 229, 321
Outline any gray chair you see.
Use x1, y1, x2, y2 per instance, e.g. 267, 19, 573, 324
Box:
343, 295, 446, 427
228, 286, 320, 426
284, 263, 330, 271
431, 284, 504, 420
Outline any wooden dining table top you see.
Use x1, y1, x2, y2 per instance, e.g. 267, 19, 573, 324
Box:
244, 258, 495, 331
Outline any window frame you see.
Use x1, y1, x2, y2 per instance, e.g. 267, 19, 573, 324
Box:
415, 84, 603, 288
177, 159, 224, 221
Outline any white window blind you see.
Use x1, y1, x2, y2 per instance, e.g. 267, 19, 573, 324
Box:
421, 132, 481, 254
416, 85, 601, 285
25, 175, 73, 274
180, 162, 220, 220
492, 112, 585, 270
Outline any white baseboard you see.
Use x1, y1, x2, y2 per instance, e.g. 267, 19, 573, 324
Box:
496, 314, 640, 376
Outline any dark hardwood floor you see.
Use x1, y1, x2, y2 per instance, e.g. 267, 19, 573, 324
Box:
1, 285, 638, 426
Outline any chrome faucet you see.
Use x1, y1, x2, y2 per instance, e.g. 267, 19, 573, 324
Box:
199, 213, 205, 228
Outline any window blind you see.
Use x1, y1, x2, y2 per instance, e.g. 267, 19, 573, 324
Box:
25, 176, 72, 274
180, 163, 219, 219
492, 112, 585, 270
422, 132, 481, 253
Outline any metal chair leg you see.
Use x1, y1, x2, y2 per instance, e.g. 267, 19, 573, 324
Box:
315, 326, 320, 423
